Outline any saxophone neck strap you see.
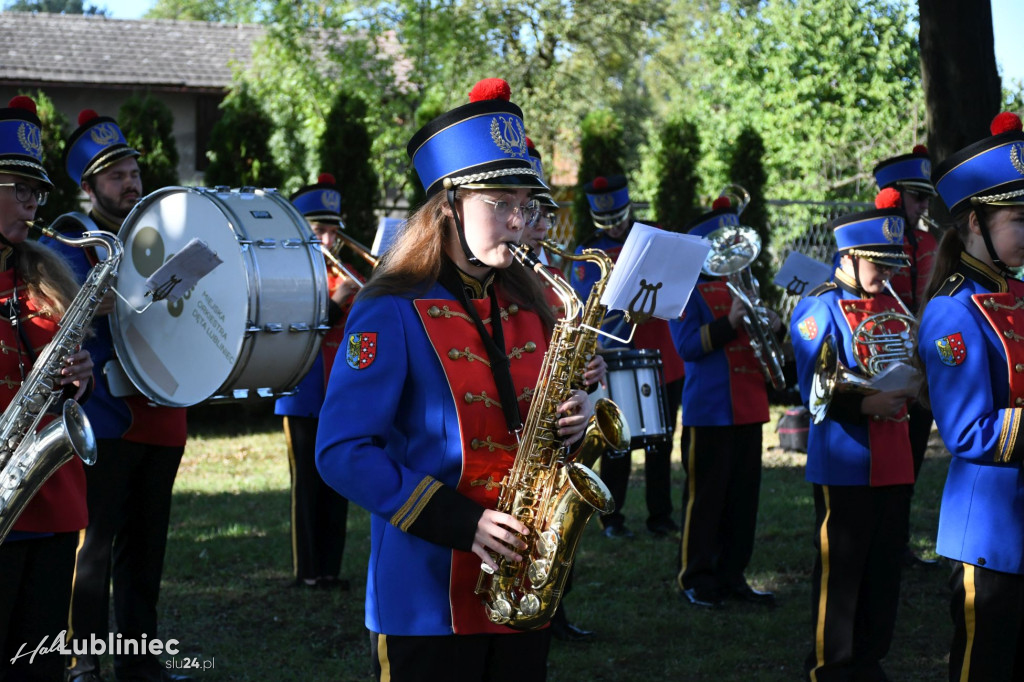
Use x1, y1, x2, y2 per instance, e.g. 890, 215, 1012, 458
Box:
439, 258, 522, 434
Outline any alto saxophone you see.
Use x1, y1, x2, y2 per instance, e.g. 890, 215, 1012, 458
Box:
474, 243, 618, 630
0, 220, 122, 544
539, 240, 630, 466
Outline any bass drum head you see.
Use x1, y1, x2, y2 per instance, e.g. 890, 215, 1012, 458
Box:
112, 187, 252, 407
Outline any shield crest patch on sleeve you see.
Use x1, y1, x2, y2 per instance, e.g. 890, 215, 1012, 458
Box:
347, 332, 378, 369
797, 316, 818, 341
935, 332, 966, 367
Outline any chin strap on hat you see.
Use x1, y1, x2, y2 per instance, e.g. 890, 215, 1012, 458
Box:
975, 207, 1013, 276
446, 187, 485, 268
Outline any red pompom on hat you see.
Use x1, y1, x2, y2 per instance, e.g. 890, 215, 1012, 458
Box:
912, 144, 928, 155
8, 95, 36, 114
592, 176, 608, 190
712, 196, 731, 211
318, 172, 336, 185
990, 112, 1023, 135
77, 109, 99, 126
875, 187, 903, 209
468, 78, 511, 103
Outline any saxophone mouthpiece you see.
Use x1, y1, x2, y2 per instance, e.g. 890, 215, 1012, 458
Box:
25, 219, 54, 238
506, 242, 544, 273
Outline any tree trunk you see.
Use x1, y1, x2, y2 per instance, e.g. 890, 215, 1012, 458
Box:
919, 0, 1001, 165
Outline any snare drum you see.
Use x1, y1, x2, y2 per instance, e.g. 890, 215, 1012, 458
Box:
595, 348, 669, 448
110, 187, 329, 407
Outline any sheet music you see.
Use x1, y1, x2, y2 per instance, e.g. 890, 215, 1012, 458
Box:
869, 361, 922, 394
600, 222, 709, 321
144, 238, 223, 304
774, 251, 833, 297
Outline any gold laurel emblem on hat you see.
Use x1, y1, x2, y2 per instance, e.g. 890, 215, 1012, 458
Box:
592, 192, 616, 211
89, 122, 121, 146
882, 216, 904, 244
321, 191, 341, 212
16, 122, 42, 158
490, 116, 528, 158
1011, 143, 1024, 177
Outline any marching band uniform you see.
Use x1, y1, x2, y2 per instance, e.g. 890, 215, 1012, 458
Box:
45, 111, 190, 682
316, 78, 585, 681
918, 112, 1024, 681
670, 198, 773, 609
275, 174, 356, 589
570, 175, 684, 538
0, 97, 92, 681
874, 150, 940, 568
791, 209, 915, 681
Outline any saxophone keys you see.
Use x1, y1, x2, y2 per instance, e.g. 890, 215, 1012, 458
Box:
527, 558, 551, 586
488, 599, 513, 624
518, 594, 541, 617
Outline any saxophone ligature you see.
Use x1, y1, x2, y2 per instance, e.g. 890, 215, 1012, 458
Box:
0, 218, 122, 543
474, 242, 617, 630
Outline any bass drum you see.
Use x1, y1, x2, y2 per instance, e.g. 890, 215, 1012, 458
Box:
110, 186, 329, 407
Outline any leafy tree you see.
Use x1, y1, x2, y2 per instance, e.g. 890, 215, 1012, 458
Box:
145, 0, 264, 22
573, 109, 625, 244
2, 0, 106, 13
204, 83, 283, 188
406, 90, 446, 212
119, 93, 180, 192
727, 126, 778, 307
318, 89, 379, 247
26, 90, 81, 219
650, 114, 701, 232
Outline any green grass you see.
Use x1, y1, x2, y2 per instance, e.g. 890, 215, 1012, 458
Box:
126, 403, 950, 680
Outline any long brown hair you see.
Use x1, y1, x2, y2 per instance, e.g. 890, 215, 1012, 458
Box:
359, 191, 556, 332
15, 240, 81, 318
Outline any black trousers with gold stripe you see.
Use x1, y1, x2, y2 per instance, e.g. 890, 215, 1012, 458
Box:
676, 422, 763, 596
948, 561, 1024, 681
285, 415, 348, 582
804, 484, 909, 682
370, 630, 550, 681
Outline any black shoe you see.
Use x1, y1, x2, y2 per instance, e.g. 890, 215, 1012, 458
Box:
727, 583, 776, 607
317, 576, 351, 590
602, 524, 634, 539
647, 519, 680, 537
550, 619, 595, 642
903, 549, 939, 568
681, 587, 724, 609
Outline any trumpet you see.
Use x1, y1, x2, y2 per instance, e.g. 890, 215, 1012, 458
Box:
702, 224, 786, 390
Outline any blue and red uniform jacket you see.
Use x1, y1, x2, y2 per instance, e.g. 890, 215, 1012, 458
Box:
0, 248, 87, 533
275, 267, 358, 418
41, 215, 186, 446
670, 277, 769, 426
890, 227, 938, 313
919, 252, 1024, 574
315, 277, 548, 636
569, 230, 684, 383
790, 269, 913, 487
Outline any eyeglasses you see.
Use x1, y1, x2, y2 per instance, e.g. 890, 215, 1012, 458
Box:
0, 182, 48, 206
475, 196, 541, 228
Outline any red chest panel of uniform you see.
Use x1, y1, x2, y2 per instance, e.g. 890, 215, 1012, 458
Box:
698, 281, 767, 423
839, 294, 914, 486
414, 296, 547, 508
890, 230, 938, 311
973, 285, 1024, 408
0, 268, 87, 531
322, 269, 361, 381
838, 296, 913, 374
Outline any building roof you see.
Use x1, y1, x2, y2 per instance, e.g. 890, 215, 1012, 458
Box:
0, 12, 264, 91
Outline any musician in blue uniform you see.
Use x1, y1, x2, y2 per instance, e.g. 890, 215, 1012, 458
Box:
316, 78, 593, 681
917, 111, 1024, 682
670, 196, 777, 609
570, 175, 684, 538
0, 95, 95, 682
790, 209, 917, 681
45, 111, 191, 682
873, 148, 940, 568
275, 173, 360, 590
